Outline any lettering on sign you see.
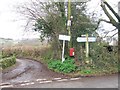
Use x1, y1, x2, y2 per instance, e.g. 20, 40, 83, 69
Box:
59, 35, 70, 41
77, 37, 96, 42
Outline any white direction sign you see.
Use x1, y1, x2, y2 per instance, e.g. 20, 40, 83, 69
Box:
77, 37, 96, 42
59, 34, 71, 62
59, 35, 70, 41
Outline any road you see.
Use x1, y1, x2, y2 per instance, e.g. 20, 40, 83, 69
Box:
1, 59, 118, 88
2, 59, 67, 84
11, 74, 118, 88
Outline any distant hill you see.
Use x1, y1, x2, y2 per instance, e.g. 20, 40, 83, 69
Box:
0, 38, 49, 48
14, 38, 49, 46
0, 38, 14, 47
0, 38, 13, 42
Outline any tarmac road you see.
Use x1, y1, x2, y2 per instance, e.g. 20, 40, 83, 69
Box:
13, 74, 118, 88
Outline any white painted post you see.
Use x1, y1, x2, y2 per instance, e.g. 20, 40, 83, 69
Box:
86, 34, 89, 58
62, 40, 65, 62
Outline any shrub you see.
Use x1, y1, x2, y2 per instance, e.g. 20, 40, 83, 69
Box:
0, 56, 16, 69
82, 42, 119, 73
48, 59, 77, 73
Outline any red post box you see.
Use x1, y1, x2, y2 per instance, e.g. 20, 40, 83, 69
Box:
69, 48, 75, 57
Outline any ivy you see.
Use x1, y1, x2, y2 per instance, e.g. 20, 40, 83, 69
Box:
48, 59, 77, 73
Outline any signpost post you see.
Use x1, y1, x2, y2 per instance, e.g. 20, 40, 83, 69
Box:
59, 35, 70, 62
86, 34, 89, 58
62, 40, 65, 62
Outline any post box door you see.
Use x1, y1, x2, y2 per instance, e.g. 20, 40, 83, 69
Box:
70, 48, 74, 56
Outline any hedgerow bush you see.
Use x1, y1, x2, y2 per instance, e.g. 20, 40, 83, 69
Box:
0, 56, 16, 69
2, 45, 54, 65
2, 46, 50, 57
48, 59, 77, 73
78, 42, 118, 74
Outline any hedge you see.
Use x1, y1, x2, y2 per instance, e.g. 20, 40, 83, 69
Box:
0, 56, 16, 69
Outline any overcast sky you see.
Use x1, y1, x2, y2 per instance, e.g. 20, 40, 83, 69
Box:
0, 0, 119, 40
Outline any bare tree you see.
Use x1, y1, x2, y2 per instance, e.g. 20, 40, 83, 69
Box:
99, 0, 119, 38
95, 0, 119, 60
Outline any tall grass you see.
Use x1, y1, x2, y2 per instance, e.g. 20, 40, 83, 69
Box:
2, 45, 53, 64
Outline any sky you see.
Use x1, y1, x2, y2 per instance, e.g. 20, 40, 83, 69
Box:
0, 0, 40, 40
0, 0, 119, 40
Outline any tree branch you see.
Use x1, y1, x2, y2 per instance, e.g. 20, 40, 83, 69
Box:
110, 32, 118, 38
103, 1, 120, 22
101, 2, 118, 27
99, 19, 111, 24
103, 28, 117, 37
94, 19, 110, 30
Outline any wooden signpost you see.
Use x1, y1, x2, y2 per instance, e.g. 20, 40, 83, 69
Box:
77, 34, 96, 58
